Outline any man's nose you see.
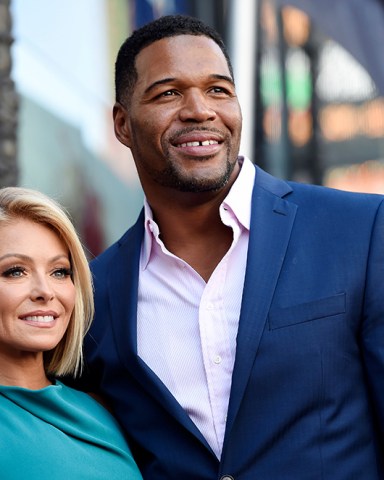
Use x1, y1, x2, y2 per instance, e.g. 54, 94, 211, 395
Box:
30, 275, 54, 302
178, 90, 217, 122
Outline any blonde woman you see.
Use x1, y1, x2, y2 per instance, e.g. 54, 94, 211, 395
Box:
0, 187, 142, 480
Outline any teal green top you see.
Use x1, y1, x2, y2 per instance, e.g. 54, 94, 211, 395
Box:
0, 381, 143, 479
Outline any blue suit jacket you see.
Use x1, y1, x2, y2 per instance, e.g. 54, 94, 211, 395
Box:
83, 166, 384, 479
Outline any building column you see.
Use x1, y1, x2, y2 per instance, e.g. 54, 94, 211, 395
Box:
0, 0, 18, 187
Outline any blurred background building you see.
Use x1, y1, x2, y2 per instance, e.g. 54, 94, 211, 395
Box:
2, 0, 384, 257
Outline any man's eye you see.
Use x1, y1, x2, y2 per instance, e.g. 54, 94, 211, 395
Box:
52, 268, 73, 279
160, 90, 177, 97
2, 266, 26, 278
211, 86, 228, 94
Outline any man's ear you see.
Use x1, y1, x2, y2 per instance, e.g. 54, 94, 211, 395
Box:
113, 102, 132, 147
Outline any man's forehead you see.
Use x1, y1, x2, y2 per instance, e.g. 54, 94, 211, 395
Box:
135, 35, 229, 75
137, 34, 224, 61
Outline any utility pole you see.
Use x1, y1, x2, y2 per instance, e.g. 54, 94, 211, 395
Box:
0, 0, 18, 187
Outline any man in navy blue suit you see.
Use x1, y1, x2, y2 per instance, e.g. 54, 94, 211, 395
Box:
79, 14, 384, 479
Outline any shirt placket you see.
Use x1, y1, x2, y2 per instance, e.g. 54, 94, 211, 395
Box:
199, 255, 232, 456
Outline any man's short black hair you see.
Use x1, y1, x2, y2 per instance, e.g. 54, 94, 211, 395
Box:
115, 14, 233, 105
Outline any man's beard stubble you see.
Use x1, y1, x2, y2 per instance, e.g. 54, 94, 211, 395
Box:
156, 153, 236, 193
158, 128, 238, 192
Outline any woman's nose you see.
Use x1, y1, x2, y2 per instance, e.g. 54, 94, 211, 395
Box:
30, 275, 54, 302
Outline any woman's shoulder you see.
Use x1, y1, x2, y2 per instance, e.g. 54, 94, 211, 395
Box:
55, 380, 114, 415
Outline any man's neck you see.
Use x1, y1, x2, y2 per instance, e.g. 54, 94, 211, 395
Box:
149, 192, 233, 282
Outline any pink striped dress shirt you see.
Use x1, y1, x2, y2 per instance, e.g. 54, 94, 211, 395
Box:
137, 157, 255, 458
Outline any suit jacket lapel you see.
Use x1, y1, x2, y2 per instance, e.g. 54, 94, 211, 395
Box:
108, 210, 142, 363
225, 167, 297, 437
107, 210, 215, 453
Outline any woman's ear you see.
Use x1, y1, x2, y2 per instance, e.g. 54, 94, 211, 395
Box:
113, 102, 132, 147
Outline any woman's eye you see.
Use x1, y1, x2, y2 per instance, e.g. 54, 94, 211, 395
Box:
2, 266, 26, 278
52, 268, 73, 279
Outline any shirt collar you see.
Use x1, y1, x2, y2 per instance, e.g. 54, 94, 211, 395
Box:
221, 156, 255, 231
141, 156, 255, 269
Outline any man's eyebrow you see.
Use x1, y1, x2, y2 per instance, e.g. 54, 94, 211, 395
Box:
144, 74, 235, 95
210, 74, 235, 85
144, 78, 176, 95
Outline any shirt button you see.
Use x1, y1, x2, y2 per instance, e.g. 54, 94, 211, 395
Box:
220, 476, 234, 480
214, 355, 222, 364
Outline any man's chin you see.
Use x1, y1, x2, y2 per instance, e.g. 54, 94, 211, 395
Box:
170, 174, 231, 193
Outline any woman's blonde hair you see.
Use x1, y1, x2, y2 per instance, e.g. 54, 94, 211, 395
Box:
0, 186, 94, 377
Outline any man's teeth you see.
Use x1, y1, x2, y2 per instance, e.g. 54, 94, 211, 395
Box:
179, 140, 219, 147
23, 315, 55, 323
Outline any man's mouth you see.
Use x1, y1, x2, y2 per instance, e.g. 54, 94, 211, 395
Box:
177, 140, 219, 147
